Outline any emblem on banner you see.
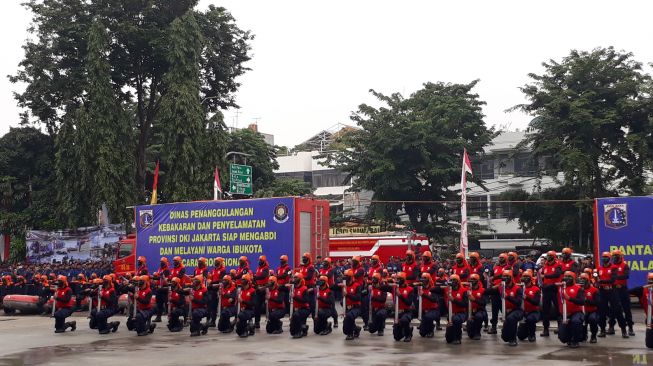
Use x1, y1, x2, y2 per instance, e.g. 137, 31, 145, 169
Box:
273, 203, 289, 223
604, 203, 627, 229
139, 209, 154, 229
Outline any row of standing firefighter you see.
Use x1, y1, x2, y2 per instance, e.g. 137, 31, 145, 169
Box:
15, 248, 653, 349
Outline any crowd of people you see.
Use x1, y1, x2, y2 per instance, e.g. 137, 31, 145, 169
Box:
0, 248, 648, 349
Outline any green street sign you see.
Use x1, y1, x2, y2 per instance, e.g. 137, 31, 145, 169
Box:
229, 163, 253, 195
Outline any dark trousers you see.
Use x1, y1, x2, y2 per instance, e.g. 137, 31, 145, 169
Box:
450, 312, 468, 341
54, 307, 74, 330
369, 308, 388, 333
254, 289, 266, 324
236, 308, 254, 336
266, 308, 285, 333
490, 289, 502, 327
600, 288, 625, 329
168, 307, 185, 331
361, 294, 369, 325
502, 309, 524, 342
88, 309, 98, 329
155, 288, 168, 317
524, 311, 540, 337
567, 312, 585, 343
135, 309, 154, 334
279, 286, 290, 315
614, 286, 633, 327
207, 291, 218, 324
290, 308, 311, 336
541, 285, 559, 329
190, 308, 208, 333
398, 310, 414, 338
314, 308, 332, 334
95, 308, 115, 332
419, 309, 440, 336
467, 309, 487, 338
343, 307, 362, 335
218, 306, 237, 332
585, 311, 599, 336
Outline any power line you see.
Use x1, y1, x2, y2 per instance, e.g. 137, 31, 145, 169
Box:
354, 198, 593, 204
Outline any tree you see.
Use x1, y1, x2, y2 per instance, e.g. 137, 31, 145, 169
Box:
513, 47, 653, 197
325, 81, 496, 240
226, 129, 279, 194
159, 13, 206, 202
11, 1, 252, 195
255, 179, 314, 198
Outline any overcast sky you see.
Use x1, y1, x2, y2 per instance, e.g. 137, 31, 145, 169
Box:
1, 0, 652, 147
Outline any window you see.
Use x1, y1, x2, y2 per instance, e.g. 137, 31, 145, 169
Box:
467, 195, 488, 218
513, 153, 538, 176
312, 169, 351, 188
472, 160, 495, 179
118, 243, 133, 259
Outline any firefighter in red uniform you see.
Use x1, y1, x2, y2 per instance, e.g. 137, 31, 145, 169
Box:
277, 255, 292, 315
394, 272, 415, 342
133, 275, 156, 336
189, 275, 209, 337
468, 252, 484, 277
467, 273, 487, 340
53, 275, 76, 333
319, 257, 338, 328
488, 253, 508, 334
596, 251, 624, 337
266, 276, 286, 334
368, 273, 393, 336
299, 252, 317, 318
207, 257, 226, 327
253, 255, 270, 329
579, 272, 599, 343
290, 273, 312, 338
559, 271, 585, 348
507, 252, 521, 283
500, 270, 523, 346
420, 251, 437, 277
560, 247, 579, 274
137, 256, 148, 276
444, 274, 468, 344
402, 250, 420, 285
350, 255, 368, 329
368, 255, 383, 278
418, 273, 439, 338
629, 273, 653, 329
314, 275, 335, 335
342, 269, 363, 340
540, 250, 562, 337
170, 256, 187, 280
93, 275, 120, 334
217, 275, 238, 333
521, 270, 541, 342
611, 249, 634, 336
453, 253, 471, 281
194, 257, 209, 278
166, 277, 186, 332
235, 274, 256, 337
434, 267, 449, 330
152, 257, 171, 322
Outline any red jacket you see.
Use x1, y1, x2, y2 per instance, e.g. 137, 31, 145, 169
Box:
397, 285, 414, 311
345, 283, 362, 307
558, 284, 584, 315
191, 287, 208, 310
55, 287, 74, 309
583, 286, 598, 313
541, 261, 562, 286
276, 264, 291, 285
254, 264, 270, 287
239, 287, 255, 310
136, 287, 153, 311
292, 285, 310, 309
448, 286, 468, 314
468, 285, 485, 312
220, 284, 237, 308
523, 285, 541, 313
612, 262, 629, 287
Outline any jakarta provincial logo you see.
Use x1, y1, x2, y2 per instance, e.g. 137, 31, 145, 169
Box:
139, 209, 154, 229
604, 203, 627, 229
273, 203, 289, 223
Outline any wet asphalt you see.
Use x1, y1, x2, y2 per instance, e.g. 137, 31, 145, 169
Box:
0, 309, 652, 366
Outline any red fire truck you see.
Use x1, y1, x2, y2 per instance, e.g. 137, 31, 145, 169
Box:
328, 231, 429, 263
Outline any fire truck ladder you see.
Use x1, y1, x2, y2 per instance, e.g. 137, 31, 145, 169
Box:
314, 204, 324, 257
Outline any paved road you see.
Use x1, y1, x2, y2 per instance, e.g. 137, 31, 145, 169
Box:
0, 311, 652, 366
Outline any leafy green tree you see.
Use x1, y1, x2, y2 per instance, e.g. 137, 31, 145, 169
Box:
159, 13, 205, 202
326, 81, 496, 240
255, 179, 313, 198
11, 1, 252, 193
513, 47, 653, 196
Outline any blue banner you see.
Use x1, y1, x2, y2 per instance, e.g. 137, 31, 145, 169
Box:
135, 198, 295, 274
595, 196, 653, 287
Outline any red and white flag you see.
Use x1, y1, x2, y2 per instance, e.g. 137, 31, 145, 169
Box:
214, 166, 223, 200
460, 149, 473, 257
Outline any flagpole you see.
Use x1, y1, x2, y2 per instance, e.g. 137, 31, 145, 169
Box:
460, 149, 472, 258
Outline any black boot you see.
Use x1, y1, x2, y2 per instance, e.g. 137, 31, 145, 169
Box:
403, 326, 413, 342
354, 326, 361, 338
598, 328, 606, 338
607, 325, 615, 335
154, 315, 162, 323
488, 326, 497, 335
540, 328, 549, 337
302, 325, 309, 337
628, 325, 635, 336
149, 323, 156, 334
111, 321, 120, 333
333, 318, 338, 328
99, 327, 110, 334
621, 327, 629, 339
248, 323, 255, 336
378, 329, 384, 336
201, 323, 209, 335
345, 333, 355, 340
190, 331, 200, 337
68, 321, 76, 332
590, 334, 597, 343
509, 339, 518, 347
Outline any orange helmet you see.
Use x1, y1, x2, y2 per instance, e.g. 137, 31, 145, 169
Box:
396, 272, 407, 280
352, 255, 361, 262
302, 252, 312, 264
198, 257, 207, 266
449, 274, 461, 282
470, 273, 480, 282
318, 275, 328, 284
563, 271, 576, 281
241, 274, 252, 283
259, 255, 267, 262
93, 278, 103, 285
215, 257, 225, 266
422, 251, 432, 258
344, 269, 354, 277
601, 251, 611, 258
56, 275, 68, 287
611, 249, 623, 257
171, 277, 181, 285
280, 255, 288, 262
292, 272, 304, 286
522, 269, 533, 278
268, 276, 278, 286
469, 252, 480, 260
323, 257, 332, 265
501, 270, 513, 278
647, 273, 653, 281
372, 273, 382, 281
138, 256, 146, 262
173, 256, 182, 262
193, 275, 204, 284
239, 256, 248, 262
160, 257, 169, 264
223, 275, 233, 284
499, 253, 508, 262
562, 247, 572, 255
420, 272, 434, 286
579, 273, 590, 282
371, 255, 380, 261
583, 268, 593, 276
229, 269, 237, 277
406, 250, 414, 257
